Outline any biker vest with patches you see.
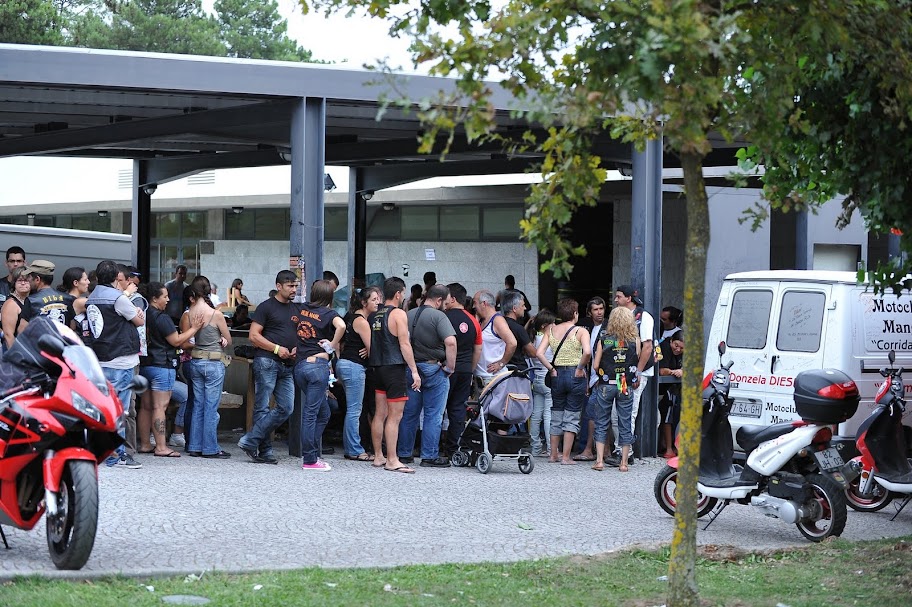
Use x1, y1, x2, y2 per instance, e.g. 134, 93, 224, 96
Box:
85, 285, 140, 362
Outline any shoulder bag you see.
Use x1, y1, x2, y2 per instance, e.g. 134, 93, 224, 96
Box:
544, 326, 577, 389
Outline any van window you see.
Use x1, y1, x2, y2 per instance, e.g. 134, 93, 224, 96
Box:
776, 291, 825, 352
726, 289, 773, 349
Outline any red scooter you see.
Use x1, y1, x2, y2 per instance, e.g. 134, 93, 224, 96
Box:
846, 350, 912, 518
0, 317, 146, 569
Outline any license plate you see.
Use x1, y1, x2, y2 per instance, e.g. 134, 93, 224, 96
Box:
814, 447, 844, 472
730, 400, 762, 418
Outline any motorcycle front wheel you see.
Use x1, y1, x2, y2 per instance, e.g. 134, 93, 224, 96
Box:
653, 464, 718, 518
846, 476, 893, 512
46, 460, 99, 570
796, 473, 847, 542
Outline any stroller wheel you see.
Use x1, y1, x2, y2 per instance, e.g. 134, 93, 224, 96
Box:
476, 452, 492, 474
451, 450, 469, 467
518, 449, 534, 474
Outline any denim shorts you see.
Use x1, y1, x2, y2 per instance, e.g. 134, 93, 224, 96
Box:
140, 366, 176, 392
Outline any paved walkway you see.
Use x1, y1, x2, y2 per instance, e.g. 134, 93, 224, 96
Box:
1, 434, 910, 579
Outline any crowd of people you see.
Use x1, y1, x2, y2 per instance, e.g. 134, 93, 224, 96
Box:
0, 243, 686, 474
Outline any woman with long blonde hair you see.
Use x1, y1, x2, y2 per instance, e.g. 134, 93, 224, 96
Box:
590, 306, 640, 471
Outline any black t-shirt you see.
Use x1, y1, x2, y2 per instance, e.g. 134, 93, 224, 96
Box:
294, 302, 340, 361
142, 309, 178, 368
251, 297, 297, 363
505, 316, 532, 368
445, 308, 481, 373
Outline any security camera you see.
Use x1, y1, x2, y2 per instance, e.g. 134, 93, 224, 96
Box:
402, 263, 410, 277
142, 184, 158, 196
617, 165, 633, 178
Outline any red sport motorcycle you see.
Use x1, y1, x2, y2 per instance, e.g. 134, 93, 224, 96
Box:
0, 317, 146, 569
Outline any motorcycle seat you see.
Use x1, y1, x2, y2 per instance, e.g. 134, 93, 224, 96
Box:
736, 422, 796, 454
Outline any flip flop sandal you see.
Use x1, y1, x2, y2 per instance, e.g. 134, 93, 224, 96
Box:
572, 454, 596, 461
154, 450, 181, 458
344, 453, 373, 461
384, 465, 415, 474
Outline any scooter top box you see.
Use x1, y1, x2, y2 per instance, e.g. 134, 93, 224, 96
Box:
793, 369, 860, 423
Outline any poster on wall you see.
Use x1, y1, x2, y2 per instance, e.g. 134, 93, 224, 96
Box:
289, 256, 306, 303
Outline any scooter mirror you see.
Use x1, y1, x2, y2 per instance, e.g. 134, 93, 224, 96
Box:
718, 341, 726, 356
37, 334, 65, 358
888, 349, 896, 365
129, 374, 150, 395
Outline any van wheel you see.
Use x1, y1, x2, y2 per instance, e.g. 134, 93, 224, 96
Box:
796, 474, 847, 542
653, 464, 717, 518
845, 476, 892, 512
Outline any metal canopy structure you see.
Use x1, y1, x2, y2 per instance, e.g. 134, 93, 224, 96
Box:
0, 43, 745, 457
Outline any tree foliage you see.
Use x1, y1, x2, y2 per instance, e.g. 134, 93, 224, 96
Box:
1, 0, 318, 63
297, 1, 911, 606
0, 0, 64, 46
215, 0, 314, 61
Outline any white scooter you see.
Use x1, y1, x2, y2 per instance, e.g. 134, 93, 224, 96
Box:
655, 342, 860, 541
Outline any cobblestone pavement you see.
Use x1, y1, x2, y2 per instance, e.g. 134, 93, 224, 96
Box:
1, 434, 910, 579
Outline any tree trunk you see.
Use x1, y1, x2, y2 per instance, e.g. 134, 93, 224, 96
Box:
667, 149, 710, 607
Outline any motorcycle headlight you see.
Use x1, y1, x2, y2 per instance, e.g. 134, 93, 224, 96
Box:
71, 391, 106, 424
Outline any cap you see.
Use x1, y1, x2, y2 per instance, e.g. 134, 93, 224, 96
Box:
24, 259, 55, 277
616, 284, 637, 298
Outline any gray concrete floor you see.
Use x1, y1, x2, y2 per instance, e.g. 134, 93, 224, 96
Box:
1, 434, 910, 579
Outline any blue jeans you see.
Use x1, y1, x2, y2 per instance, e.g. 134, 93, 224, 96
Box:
187, 359, 226, 455
592, 382, 635, 446
171, 380, 188, 427
550, 367, 587, 412
294, 358, 331, 465
239, 357, 295, 457
103, 366, 135, 464
336, 358, 367, 456
398, 363, 449, 459
530, 371, 553, 454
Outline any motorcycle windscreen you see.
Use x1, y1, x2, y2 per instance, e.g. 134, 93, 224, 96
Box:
62, 345, 109, 397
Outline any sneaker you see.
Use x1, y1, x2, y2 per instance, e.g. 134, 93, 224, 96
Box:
238, 441, 260, 462
259, 453, 278, 465
112, 454, 143, 469
301, 459, 332, 472
168, 433, 186, 448
606, 453, 635, 467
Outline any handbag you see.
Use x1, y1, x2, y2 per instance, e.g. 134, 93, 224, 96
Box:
544, 327, 577, 389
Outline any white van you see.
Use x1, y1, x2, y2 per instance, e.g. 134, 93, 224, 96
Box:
705, 270, 912, 455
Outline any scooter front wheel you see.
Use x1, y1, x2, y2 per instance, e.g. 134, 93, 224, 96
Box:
46, 460, 99, 570
796, 473, 847, 542
846, 476, 893, 512
653, 464, 718, 518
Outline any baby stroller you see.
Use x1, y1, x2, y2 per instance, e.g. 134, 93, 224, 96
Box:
451, 366, 535, 474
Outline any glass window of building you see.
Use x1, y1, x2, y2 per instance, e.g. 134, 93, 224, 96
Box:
440, 205, 480, 240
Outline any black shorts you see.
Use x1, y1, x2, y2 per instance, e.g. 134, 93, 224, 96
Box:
372, 364, 408, 401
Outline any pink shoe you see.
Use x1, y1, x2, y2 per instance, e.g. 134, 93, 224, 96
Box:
301, 459, 332, 471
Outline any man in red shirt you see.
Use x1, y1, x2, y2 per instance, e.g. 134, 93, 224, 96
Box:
442, 282, 482, 457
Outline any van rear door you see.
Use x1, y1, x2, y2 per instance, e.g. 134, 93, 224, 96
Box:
722, 283, 781, 434
765, 284, 831, 423
721, 281, 830, 445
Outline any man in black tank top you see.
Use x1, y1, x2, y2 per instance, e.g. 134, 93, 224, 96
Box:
367, 277, 421, 473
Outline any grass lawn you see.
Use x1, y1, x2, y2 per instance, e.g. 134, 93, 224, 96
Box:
2, 536, 910, 607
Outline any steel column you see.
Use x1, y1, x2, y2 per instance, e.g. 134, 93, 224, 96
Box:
630, 137, 663, 458
288, 96, 326, 458
131, 159, 152, 280
347, 168, 367, 290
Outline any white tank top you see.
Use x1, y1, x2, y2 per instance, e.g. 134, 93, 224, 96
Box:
475, 313, 506, 378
